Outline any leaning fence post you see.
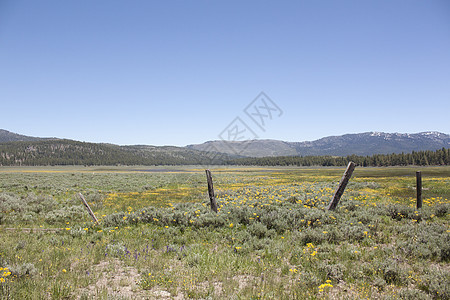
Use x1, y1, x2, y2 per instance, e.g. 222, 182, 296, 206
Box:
327, 161, 356, 210
416, 171, 422, 209
78, 193, 99, 224
205, 170, 218, 213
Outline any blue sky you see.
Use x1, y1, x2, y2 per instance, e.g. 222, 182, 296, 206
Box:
0, 0, 449, 146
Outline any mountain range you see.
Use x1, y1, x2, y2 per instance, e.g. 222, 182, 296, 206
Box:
188, 132, 450, 157
0, 129, 449, 166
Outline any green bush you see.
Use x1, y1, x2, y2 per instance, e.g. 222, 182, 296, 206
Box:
194, 213, 226, 228
342, 223, 369, 242
298, 271, 321, 288
434, 203, 449, 218
386, 204, 419, 221
397, 223, 449, 262
0, 193, 22, 213
246, 222, 270, 239
299, 228, 327, 245
106, 242, 127, 257
340, 200, 361, 212
22, 193, 57, 214
376, 260, 406, 286
418, 267, 450, 299
103, 211, 128, 227
318, 262, 346, 281
398, 288, 432, 300
45, 205, 85, 224
8, 263, 37, 278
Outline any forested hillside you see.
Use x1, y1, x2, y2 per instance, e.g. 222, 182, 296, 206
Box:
0, 140, 225, 166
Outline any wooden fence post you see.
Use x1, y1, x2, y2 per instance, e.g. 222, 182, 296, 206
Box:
327, 161, 356, 210
416, 171, 422, 209
78, 193, 99, 224
205, 170, 218, 213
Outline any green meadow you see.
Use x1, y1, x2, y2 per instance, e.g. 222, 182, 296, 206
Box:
0, 166, 449, 299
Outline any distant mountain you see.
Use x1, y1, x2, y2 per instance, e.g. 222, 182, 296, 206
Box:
188, 140, 298, 157
0, 129, 49, 143
188, 132, 450, 157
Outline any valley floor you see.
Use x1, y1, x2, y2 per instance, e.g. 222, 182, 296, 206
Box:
0, 166, 449, 299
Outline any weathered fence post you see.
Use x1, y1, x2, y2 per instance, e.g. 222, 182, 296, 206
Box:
327, 161, 356, 210
205, 170, 218, 213
416, 171, 422, 209
78, 193, 99, 223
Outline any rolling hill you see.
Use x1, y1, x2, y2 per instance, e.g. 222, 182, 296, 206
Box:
0, 139, 229, 166
0, 129, 49, 143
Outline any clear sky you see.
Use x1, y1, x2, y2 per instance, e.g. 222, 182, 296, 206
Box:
0, 0, 449, 146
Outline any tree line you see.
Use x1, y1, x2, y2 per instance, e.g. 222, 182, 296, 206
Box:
229, 148, 450, 167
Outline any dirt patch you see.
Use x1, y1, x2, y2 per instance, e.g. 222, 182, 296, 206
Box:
76, 258, 180, 300
76, 260, 269, 299
233, 274, 258, 290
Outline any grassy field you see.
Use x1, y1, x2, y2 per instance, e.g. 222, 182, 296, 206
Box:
0, 166, 449, 299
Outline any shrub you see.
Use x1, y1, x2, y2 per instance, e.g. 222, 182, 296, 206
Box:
373, 277, 387, 291
14, 240, 26, 251
386, 205, 418, 221
69, 227, 87, 238
397, 223, 449, 262
398, 288, 432, 300
195, 213, 225, 228
8, 263, 37, 278
418, 267, 450, 299
234, 230, 252, 244
228, 206, 253, 225
353, 209, 377, 224
0, 193, 22, 213
81, 190, 104, 210
106, 243, 127, 257
324, 227, 344, 244
298, 271, 321, 288
22, 193, 57, 214
102, 212, 128, 227
342, 223, 369, 242
305, 209, 328, 223
246, 223, 270, 239
441, 239, 450, 262
376, 260, 406, 286
186, 252, 203, 268
45, 205, 85, 224
383, 265, 402, 285
434, 203, 449, 218
318, 262, 346, 281
0, 193, 61, 224
299, 228, 326, 245
340, 200, 361, 212
287, 196, 299, 204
